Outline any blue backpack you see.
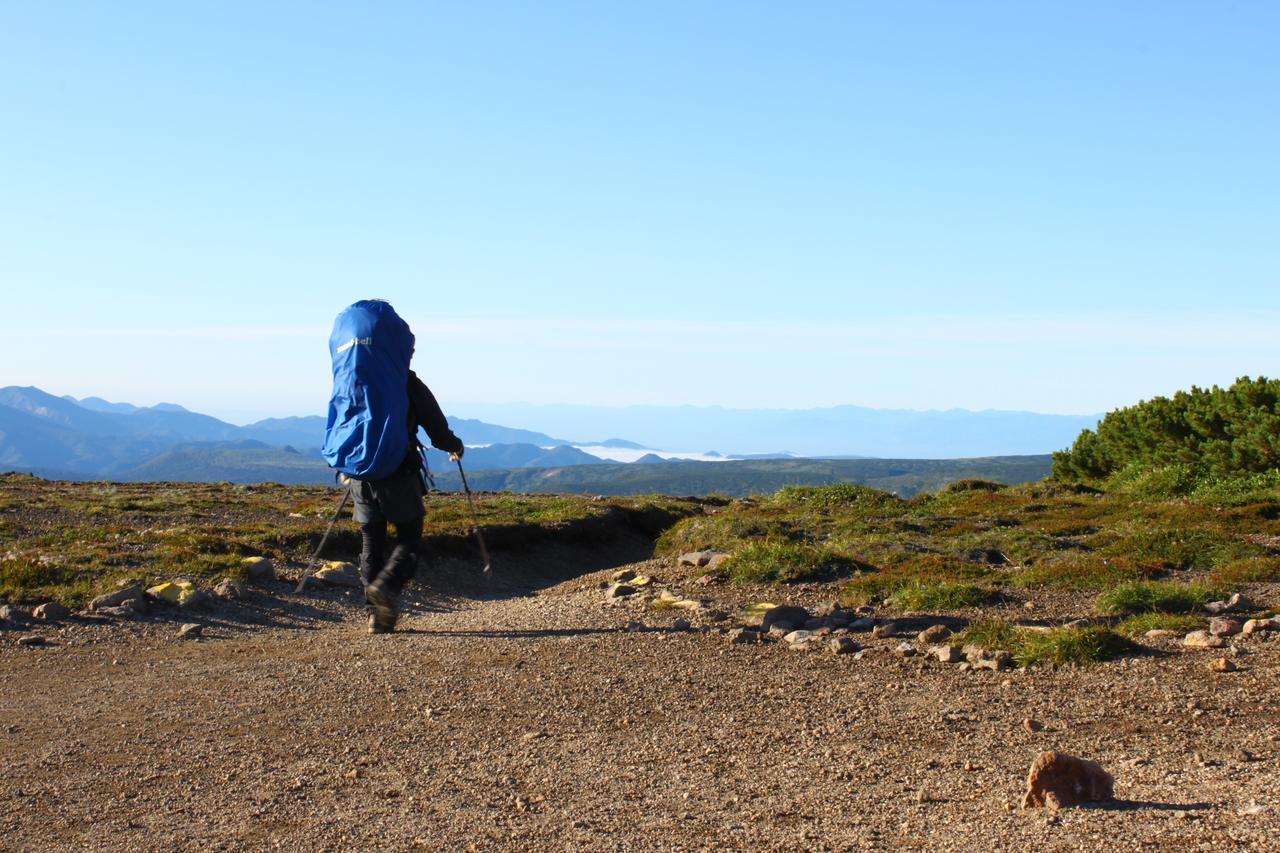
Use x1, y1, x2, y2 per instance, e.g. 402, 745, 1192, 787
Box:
321, 300, 416, 480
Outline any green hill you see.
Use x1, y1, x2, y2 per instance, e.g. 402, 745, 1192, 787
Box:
431, 455, 1054, 498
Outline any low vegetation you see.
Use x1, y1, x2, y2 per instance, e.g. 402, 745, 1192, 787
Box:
659, 474, 1279, 620
951, 619, 1137, 666
0, 474, 700, 605
1095, 581, 1224, 616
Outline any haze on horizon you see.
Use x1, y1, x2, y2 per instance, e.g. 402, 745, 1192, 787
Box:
2, 2, 1276, 425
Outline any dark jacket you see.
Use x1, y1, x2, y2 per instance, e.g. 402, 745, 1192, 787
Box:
407, 370, 464, 457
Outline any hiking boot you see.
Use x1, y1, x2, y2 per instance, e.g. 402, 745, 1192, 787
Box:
366, 580, 399, 634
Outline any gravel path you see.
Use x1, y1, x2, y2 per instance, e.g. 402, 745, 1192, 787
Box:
2, 551, 1278, 851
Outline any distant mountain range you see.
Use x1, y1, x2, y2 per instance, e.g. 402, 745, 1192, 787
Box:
0, 386, 615, 481
0, 386, 1084, 492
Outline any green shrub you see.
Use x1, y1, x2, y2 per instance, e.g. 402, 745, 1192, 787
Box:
943, 479, 1008, 493
1053, 376, 1280, 482
1016, 627, 1137, 666
723, 541, 859, 584
774, 484, 904, 512
1096, 581, 1224, 615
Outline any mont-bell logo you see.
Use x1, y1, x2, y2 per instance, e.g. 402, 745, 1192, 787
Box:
335, 337, 373, 354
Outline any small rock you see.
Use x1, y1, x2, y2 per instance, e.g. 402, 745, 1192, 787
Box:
1209, 617, 1243, 638
32, 602, 70, 621
95, 606, 136, 619
1063, 618, 1089, 630
962, 644, 988, 663
974, 651, 1013, 671
313, 561, 362, 588
918, 624, 952, 644
120, 597, 147, 613
933, 644, 963, 663
783, 629, 815, 645
895, 641, 917, 657
872, 622, 901, 639
769, 620, 797, 634
625, 620, 644, 633
89, 581, 145, 612
1144, 629, 1180, 640
177, 623, 203, 640
213, 578, 246, 600
1209, 657, 1237, 673
242, 556, 275, 582
0, 604, 19, 624
1204, 593, 1251, 615
829, 637, 859, 655
847, 617, 876, 632
1023, 718, 1044, 733
678, 550, 715, 568
670, 618, 691, 632
694, 573, 720, 586
761, 606, 810, 632
17, 635, 48, 647
728, 628, 761, 645
703, 609, 729, 622
146, 580, 200, 606
1022, 751, 1114, 809
703, 553, 731, 571
1183, 630, 1227, 649
611, 569, 637, 583
605, 583, 637, 600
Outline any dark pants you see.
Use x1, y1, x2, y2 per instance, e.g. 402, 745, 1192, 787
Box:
349, 464, 425, 595
359, 515, 423, 594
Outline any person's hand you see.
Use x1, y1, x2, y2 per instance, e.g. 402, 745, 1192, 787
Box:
449, 446, 465, 462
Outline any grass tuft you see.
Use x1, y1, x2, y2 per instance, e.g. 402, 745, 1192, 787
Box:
891, 580, 987, 611
723, 541, 860, 584
952, 618, 1018, 651
1016, 627, 1138, 666
1116, 612, 1205, 636
1096, 581, 1224, 615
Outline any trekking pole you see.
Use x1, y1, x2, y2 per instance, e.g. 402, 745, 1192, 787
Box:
452, 456, 491, 574
294, 488, 351, 593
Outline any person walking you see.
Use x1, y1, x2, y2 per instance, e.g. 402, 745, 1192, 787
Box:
321, 299, 465, 634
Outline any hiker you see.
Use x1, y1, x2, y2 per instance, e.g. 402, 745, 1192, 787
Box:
321, 300, 465, 634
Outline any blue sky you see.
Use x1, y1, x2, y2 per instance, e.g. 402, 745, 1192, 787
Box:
1, 1, 1276, 423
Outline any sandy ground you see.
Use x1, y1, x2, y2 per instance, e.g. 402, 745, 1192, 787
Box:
2, 544, 1278, 851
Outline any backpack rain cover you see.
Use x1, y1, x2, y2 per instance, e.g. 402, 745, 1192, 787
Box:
322, 300, 415, 480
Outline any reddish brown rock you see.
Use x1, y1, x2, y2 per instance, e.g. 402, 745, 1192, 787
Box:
1022, 751, 1114, 809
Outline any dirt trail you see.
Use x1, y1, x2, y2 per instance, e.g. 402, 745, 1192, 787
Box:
2, 545, 1278, 851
